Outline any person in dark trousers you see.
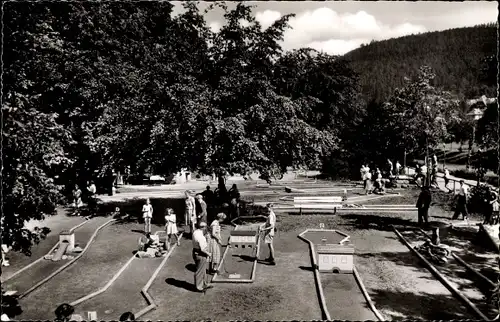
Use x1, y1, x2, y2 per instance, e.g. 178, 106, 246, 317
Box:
483, 189, 498, 225
452, 180, 469, 221
228, 184, 241, 220
201, 185, 214, 206
87, 180, 97, 217
201, 185, 215, 222
192, 222, 213, 292
416, 186, 432, 227
195, 194, 208, 225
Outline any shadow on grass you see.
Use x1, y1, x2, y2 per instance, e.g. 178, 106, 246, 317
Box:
165, 278, 195, 292
233, 254, 256, 262
357, 251, 428, 271
298, 265, 314, 272
370, 288, 473, 320
185, 264, 196, 273
339, 214, 418, 232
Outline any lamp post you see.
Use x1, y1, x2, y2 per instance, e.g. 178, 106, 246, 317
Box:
424, 105, 431, 187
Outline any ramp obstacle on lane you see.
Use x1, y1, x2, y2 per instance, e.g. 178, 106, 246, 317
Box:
298, 228, 384, 321
212, 217, 265, 283
2, 219, 90, 283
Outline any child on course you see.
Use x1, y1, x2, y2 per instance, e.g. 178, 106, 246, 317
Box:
164, 208, 180, 250
142, 198, 153, 234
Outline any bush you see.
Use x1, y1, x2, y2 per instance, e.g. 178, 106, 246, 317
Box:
467, 184, 494, 215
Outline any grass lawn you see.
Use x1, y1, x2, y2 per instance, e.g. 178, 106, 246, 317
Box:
11, 182, 496, 321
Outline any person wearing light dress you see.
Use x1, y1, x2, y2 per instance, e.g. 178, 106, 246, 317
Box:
207, 213, 226, 273
164, 208, 180, 250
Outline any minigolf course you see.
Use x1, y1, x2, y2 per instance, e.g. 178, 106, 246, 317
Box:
212, 216, 266, 283
299, 228, 383, 321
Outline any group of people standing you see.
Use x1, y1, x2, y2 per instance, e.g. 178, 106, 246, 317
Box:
414, 154, 440, 189
360, 159, 401, 194
71, 181, 97, 217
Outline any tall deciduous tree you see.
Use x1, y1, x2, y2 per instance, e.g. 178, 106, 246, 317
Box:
364, 66, 460, 164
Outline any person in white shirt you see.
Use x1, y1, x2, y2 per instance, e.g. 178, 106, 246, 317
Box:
452, 180, 468, 221
142, 198, 153, 234
1, 244, 11, 267
164, 208, 180, 250
360, 165, 368, 191
365, 169, 372, 195
87, 180, 97, 216
443, 168, 452, 193
395, 161, 401, 178
261, 203, 277, 265
192, 222, 213, 292
387, 159, 393, 177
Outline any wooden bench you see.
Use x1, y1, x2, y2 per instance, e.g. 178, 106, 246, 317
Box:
294, 196, 343, 215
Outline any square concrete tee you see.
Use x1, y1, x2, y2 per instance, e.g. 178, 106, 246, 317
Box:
59, 230, 75, 252
317, 243, 355, 274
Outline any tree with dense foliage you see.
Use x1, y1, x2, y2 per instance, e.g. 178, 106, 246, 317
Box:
360, 66, 460, 168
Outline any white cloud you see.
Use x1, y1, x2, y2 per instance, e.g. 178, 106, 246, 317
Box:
253, 7, 427, 55
306, 39, 367, 56
255, 10, 282, 29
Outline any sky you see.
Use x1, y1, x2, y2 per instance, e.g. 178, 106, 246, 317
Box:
171, 1, 498, 55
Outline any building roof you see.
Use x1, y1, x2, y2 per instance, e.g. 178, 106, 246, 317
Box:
317, 244, 355, 254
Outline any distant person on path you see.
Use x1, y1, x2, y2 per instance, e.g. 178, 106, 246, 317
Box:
395, 161, 401, 178
192, 222, 213, 292
72, 184, 83, 216
365, 169, 372, 195
119, 312, 135, 321
55, 304, 83, 322
228, 184, 241, 220
87, 180, 97, 216
443, 168, 452, 193
419, 163, 428, 187
261, 203, 277, 265
195, 194, 208, 225
432, 154, 438, 168
452, 180, 469, 221
142, 198, 153, 234
491, 192, 500, 225
1, 244, 11, 267
483, 190, 498, 225
207, 213, 226, 274
360, 164, 367, 189
430, 166, 439, 189
387, 159, 393, 177
416, 186, 432, 227
185, 190, 196, 233
165, 208, 180, 250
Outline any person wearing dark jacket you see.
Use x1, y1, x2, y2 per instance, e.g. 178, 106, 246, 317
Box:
416, 186, 432, 226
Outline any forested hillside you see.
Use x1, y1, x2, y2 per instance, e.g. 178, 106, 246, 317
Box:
343, 24, 497, 103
